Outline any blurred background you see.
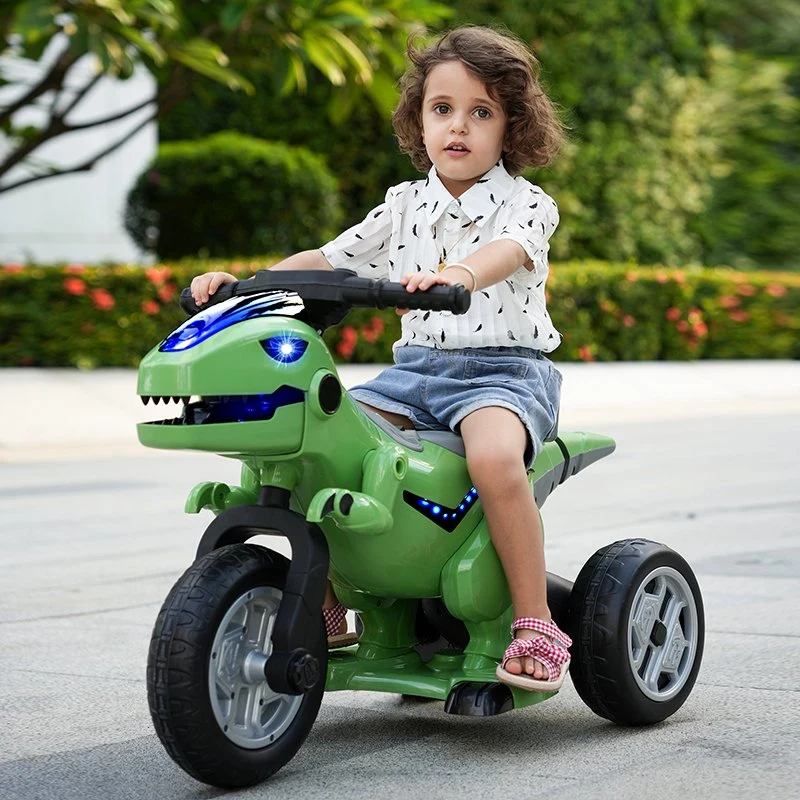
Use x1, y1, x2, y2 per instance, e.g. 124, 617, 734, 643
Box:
1, 1, 798, 366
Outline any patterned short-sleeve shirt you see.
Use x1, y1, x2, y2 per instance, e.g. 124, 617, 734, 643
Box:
320, 161, 561, 352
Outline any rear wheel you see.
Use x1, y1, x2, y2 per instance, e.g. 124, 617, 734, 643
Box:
568, 538, 704, 725
147, 544, 326, 788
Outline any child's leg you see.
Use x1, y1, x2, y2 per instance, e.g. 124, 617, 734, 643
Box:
459, 406, 552, 680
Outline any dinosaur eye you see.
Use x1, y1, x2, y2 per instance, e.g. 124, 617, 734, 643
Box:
261, 335, 308, 363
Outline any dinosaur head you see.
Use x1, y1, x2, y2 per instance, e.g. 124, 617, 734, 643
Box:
137, 291, 339, 454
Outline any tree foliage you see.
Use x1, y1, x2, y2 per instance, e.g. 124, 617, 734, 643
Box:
0, 0, 449, 194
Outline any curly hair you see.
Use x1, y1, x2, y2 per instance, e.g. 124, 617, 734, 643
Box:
392, 27, 565, 176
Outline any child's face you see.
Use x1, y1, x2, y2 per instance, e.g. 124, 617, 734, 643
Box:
421, 60, 507, 197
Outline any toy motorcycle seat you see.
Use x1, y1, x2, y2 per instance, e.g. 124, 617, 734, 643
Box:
358, 406, 559, 458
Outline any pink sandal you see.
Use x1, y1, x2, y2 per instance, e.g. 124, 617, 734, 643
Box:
495, 617, 572, 692
323, 602, 359, 649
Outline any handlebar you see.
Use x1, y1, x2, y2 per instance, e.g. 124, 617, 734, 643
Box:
179, 269, 471, 319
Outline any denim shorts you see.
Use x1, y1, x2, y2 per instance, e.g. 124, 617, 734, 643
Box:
349, 345, 562, 467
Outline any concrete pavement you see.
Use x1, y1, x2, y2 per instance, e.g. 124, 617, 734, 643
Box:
0, 361, 798, 799
1, 360, 798, 462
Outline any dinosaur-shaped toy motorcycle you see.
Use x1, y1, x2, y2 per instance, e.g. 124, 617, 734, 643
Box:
139, 270, 704, 788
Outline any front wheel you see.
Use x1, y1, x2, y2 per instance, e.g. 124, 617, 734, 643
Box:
568, 538, 704, 726
147, 544, 327, 788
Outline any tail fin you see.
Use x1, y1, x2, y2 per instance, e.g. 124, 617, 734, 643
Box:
532, 431, 616, 507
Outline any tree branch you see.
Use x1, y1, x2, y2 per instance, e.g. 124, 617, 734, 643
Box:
0, 47, 78, 129
0, 110, 159, 195
0, 81, 154, 179
65, 96, 155, 132
57, 70, 104, 119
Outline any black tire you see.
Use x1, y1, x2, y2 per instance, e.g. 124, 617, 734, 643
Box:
147, 544, 327, 788
568, 538, 704, 726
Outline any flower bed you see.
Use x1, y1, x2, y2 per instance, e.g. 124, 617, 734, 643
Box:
1, 259, 797, 367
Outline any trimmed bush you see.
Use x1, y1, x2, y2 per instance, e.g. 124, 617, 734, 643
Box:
1, 261, 797, 368
125, 132, 342, 260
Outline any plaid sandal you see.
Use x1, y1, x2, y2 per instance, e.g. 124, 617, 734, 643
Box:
323, 602, 359, 649
495, 617, 572, 692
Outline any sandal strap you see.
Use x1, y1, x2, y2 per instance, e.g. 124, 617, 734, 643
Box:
511, 617, 572, 649
500, 636, 570, 679
323, 602, 348, 638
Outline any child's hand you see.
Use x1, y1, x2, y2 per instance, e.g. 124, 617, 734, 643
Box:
190, 271, 236, 306
396, 269, 466, 316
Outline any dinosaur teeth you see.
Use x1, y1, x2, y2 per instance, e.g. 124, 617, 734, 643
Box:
141, 396, 150, 405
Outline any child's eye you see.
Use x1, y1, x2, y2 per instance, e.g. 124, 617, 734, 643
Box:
434, 103, 450, 115
474, 107, 491, 119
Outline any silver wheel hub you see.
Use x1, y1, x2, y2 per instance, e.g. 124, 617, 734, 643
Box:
627, 566, 699, 702
209, 586, 303, 749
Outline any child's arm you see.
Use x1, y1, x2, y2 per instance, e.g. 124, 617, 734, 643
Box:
190, 249, 333, 305
401, 239, 528, 295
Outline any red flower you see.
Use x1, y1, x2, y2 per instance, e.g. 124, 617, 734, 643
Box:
146, 266, 172, 286
766, 284, 787, 298
3, 262, 24, 273
370, 316, 385, 334
677, 320, 690, 333
719, 295, 740, 309
578, 345, 595, 362
65, 263, 85, 273
737, 284, 757, 297
157, 283, 177, 303
693, 321, 708, 337
626, 271, 638, 282
728, 310, 750, 323
90, 288, 115, 311
655, 270, 668, 284
142, 300, 160, 316
665, 307, 681, 322
622, 315, 635, 327
336, 326, 358, 358
673, 270, 686, 285
64, 277, 87, 295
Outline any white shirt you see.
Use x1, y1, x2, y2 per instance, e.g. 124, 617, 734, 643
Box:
320, 161, 561, 352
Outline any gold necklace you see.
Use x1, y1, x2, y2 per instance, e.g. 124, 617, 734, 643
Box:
434, 219, 475, 272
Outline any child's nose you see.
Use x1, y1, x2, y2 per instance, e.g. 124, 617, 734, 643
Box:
450, 112, 468, 134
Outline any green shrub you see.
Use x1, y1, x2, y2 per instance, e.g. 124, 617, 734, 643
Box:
1, 261, 797, 367
125, 132, 342, 260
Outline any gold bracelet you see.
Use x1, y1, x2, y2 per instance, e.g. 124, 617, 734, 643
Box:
442, 262, 477, 292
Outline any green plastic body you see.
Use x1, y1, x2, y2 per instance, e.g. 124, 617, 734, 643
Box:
138, 313, 615, 707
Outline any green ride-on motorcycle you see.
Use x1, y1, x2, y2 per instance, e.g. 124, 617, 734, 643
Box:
139, 269, 704, 788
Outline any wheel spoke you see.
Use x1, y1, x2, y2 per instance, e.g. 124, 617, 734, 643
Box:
660, 596, 689, 674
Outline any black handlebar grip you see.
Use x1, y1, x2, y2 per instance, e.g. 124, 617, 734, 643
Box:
179, 283, 239, 315
349, 281, 471, 314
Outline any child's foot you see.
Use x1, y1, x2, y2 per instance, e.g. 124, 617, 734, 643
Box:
323, 602, 359, 649
495, 617, 572, 692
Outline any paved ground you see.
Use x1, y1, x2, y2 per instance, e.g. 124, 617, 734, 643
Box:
0, 362, 798, 799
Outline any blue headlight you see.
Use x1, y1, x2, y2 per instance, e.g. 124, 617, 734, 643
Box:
261, 335, 308, 363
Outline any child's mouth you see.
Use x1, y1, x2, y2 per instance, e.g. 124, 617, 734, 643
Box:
445, 145, 470, 158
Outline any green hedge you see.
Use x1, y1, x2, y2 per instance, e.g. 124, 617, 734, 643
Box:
125, 132, 342, 259
1, 260, 797, 368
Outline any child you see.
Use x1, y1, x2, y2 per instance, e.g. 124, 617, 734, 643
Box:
191, 26, 571, 692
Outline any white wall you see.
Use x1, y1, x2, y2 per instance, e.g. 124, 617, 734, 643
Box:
0, 40, 157, 265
